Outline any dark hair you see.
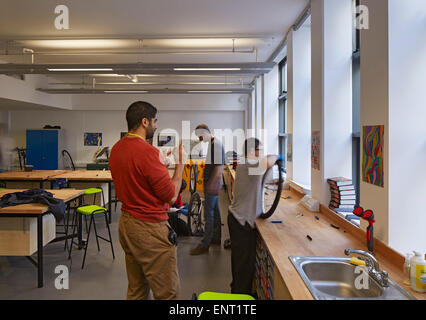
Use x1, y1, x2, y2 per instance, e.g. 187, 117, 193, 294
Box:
126, 101, 157, 131
195, 124, 211, 134
244, 138, 261, 157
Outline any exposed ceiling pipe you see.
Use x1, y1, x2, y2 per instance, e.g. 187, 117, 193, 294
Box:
266, 1, 311, 63
22, 48, 34, 64
7, 48, 257, 56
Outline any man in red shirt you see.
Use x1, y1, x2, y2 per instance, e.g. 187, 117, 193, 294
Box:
109, 101, 186, 300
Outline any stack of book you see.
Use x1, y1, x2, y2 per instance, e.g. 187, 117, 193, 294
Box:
327, 177, 356, 212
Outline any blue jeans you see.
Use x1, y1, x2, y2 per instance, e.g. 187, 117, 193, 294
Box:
201, 193, 222, 248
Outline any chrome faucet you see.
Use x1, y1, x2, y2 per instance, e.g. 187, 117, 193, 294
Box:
345, 249, 389, 288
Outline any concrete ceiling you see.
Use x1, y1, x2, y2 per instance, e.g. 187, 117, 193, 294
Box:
0, 0, 308, 93
0, 0, 308, 38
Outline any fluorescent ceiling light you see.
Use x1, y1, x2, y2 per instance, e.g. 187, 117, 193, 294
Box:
104, 90, 148, 93
16, 39, 132, 49
48, 68, 113, 72
174, 68, 241, 71
187, 90, 232, 93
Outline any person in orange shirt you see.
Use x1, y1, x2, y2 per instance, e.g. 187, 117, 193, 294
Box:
109, 101, 187, 300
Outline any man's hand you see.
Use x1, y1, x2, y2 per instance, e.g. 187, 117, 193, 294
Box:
173, 143, 188, 165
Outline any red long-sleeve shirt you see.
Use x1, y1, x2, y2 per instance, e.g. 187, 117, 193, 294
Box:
109, 136, 175, 222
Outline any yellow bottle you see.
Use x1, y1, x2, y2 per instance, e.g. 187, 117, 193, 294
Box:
410, 251, 426, 293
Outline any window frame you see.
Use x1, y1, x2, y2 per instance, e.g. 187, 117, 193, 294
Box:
278, 57, 288, 166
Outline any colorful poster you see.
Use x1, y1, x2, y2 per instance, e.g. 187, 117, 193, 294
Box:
287, 134, 293, 162
84, 132, 102, 146
311, 131, 320, 170
362, 125, 384, 187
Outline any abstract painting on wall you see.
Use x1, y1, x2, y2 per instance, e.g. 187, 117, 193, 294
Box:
84, 132, 102, 146
287, 133, 293, 162
362, 125, 384, 187
311, 131, 320, 170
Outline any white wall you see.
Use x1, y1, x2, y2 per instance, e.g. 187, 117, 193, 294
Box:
311, 0, 353, 204
360, 0, 390, 244
263, 64, 279, 155
290, 26, 311, 188
9, 97, 246, 166
388, 0, 426, 254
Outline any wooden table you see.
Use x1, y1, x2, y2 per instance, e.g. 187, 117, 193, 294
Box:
0, 189, 85, 288
255, 189, 425, 300
48, 170, 114, 223
0, 170, 66, 188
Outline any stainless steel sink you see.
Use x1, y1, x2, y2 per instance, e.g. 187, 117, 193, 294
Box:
289, 256, 417, 300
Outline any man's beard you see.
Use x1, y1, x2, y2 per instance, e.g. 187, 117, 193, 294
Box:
146, 124, 156, 140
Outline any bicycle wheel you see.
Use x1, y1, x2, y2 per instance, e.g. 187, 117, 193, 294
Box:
62, 150, 75, 171
187, 192, 204, 236
189, 164, 198, 194
259, 160, 284, 219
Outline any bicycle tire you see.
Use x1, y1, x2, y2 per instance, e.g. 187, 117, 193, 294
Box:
62, 149, 76, 171
259, 160, 284, 220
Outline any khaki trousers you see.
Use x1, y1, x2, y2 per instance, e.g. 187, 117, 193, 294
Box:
118, 210, 180, 300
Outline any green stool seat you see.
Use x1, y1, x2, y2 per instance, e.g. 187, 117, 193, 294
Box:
84, 188, 103, 195
197, 291, 255, 300
77, 205, 106, 215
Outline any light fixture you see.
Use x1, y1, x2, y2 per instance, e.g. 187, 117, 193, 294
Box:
48, 68, 113, 72
187, 90, 233, 93
174, 68, 241, 71
104, 90, 148, 93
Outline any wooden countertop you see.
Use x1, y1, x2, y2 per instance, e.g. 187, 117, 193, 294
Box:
47, 170, 112, 181
255, 189, 425, 300
0, 189, 85, 214
0, 170, 66, 181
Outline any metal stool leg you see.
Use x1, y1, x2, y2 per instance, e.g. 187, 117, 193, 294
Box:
81, 215, 94, 269
92, 214, 101, 252
68, 212, 78, 260
104, 211, 115, 259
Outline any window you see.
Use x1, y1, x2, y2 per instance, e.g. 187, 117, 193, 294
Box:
278, 57, 287, 169
352, 0, 361, 206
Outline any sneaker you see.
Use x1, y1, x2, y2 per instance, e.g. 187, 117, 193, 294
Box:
190, 244, 209, 255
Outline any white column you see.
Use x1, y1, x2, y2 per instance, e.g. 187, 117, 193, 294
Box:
388, 0, 426, 254
361, 0, 426, 253
287, 24, 312, 188
359, 0, 389, 244
263, 64, 279, 155
311, 0, 353, 204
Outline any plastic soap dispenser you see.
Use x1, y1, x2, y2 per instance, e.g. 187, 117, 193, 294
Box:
410, 251, 426, 293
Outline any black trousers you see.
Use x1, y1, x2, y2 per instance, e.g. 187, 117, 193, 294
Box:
227, 212, 256, 295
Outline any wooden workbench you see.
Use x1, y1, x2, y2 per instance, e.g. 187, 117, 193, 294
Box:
0, 188, 85, 288
255, 189, 425, 300
0, 188, 84, 214
0, 170, 67, 189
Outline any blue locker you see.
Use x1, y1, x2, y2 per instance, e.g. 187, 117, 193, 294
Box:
26, 130, 60, 170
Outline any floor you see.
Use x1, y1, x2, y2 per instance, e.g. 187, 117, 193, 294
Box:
0, 189, 232, 300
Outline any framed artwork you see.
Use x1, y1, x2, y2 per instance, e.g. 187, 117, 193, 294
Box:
311, 131, 320, 170
362, 125, 384, 187
84, 132, 102, 146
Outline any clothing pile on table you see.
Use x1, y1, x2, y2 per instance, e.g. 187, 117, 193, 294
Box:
0, 189, 66, 222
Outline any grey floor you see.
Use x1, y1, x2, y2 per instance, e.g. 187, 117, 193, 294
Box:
0, 189, 232, 300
